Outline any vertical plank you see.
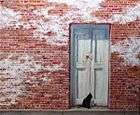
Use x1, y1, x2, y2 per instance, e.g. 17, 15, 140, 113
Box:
96, 40, 109, 105
92, 29, 109, 105
77, 39, 91, 99
72, 27, 91, 104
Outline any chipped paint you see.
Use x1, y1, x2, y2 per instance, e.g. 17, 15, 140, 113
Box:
48, 0, 104, 12
0, 5, 22, 29
1, 1, 140, 46
41, 76, 52, 82
0, 53, 43, 106
31, 0, 104, 45
109, 3, 140, 24
48, 0, 103, 8
32, 1, 140, 45
32, 15, 68, 45
46, 63, 64, 72
111, 38, 140, 66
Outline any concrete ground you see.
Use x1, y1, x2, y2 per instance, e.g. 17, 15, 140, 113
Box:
0, 111, 139, 115
0, 108, 139, 115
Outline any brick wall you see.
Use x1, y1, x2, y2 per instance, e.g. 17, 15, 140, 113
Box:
110, 23, 140, 110
0, 0, 139, 110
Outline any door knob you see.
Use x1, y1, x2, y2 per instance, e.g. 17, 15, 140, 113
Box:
82, 53, 93, 66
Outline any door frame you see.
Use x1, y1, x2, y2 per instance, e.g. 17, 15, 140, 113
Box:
69, 23, 111, 106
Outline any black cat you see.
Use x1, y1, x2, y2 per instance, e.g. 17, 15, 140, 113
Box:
81, 93, 93, 109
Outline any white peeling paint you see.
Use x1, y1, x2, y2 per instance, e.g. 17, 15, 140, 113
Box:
0, 5, 22, 29
31, 0, 104, 45
25, 1, 140, 46
111, 38, 140, 66
32, 15, 68, 46
48, 0, 103, 10
41, 76, 52, 82
3, 0, 138, 46
109, 3, 140, 24
0, 53, 43, 106
45, 63, 64, 72
31, 5, 68, 45
1, 1, 140, 46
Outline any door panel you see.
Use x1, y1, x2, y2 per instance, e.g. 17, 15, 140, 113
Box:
71, 24, 110, 106
76, 39, 91, 104
95, 69, 107, 104
92, 36, 109, 105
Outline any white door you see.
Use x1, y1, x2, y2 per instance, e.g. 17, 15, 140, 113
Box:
71, 24, 110, 106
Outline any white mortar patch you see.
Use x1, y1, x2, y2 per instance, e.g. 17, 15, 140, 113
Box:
0, 5, 22, 29
48, 0, 103, 10
32, 15, 68, 46
31, 0, 104, 45
0, 53, 43, 106
111, 38, 140, 66
1, 1, 140, 46
32, 1, 140, 45
109, 3, 140, 24
45, 63, 64, 72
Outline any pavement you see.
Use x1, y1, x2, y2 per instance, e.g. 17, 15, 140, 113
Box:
0, 107, 139, 115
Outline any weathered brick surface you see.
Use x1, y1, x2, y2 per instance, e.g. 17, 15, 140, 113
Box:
109, 22, 140, 110
0, 0, 139, 110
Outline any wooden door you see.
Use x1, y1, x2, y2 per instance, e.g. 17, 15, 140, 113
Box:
70, 24, 110, 106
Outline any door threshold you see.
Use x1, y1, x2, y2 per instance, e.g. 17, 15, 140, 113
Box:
69, 106, 111, 112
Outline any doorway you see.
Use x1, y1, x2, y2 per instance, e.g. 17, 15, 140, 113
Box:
70, 24, 110, 106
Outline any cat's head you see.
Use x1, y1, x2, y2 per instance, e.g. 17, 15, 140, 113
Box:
87, 93, 93, 98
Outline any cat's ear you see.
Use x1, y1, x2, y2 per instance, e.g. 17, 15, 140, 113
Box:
89, 93, 93, 97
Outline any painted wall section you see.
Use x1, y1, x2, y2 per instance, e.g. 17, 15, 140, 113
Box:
0, 6, 22, 29
111, 38, 140, 66
0, 53, 43, 106
0, 0, 140, 110
30, 0, 104, 45
0, 1, 140, 45
109, 3, 140, 24
110, 23, 140, 110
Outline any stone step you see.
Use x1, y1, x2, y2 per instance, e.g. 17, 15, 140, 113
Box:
0, 110, 139, 115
